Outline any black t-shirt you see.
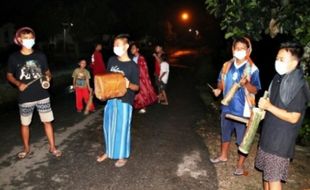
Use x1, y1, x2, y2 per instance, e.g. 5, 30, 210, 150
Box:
7, 51, 50, 103
259, 74, 308, 158
107, 56, 139, 105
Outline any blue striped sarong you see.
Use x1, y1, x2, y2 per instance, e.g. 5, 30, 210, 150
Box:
103, 99, 133, 159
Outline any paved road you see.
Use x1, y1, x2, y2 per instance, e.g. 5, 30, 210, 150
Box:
0, 51, 218, 190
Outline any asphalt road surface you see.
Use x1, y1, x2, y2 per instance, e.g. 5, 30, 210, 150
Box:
0, 51, 218, 190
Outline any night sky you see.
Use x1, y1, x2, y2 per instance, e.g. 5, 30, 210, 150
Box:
0, 0, 211, 41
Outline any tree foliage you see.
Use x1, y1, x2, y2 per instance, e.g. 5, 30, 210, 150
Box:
205, 0, 310, 44
205, 0, 310, 74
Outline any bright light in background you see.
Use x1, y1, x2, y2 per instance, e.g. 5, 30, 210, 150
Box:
189, 28, 192, 32
181, 12, 189, 21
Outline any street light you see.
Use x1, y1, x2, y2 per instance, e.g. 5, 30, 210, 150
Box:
181, 12, 189, 21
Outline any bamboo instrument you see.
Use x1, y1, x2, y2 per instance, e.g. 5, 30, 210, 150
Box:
225, 113, 249, 124
238, 91, 269, 154
40, 76, 50, 89
25, 76, 50, 89
221, 82, 241, 105
25, 77, 41, 88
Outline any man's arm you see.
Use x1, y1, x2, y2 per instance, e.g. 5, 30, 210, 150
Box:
258, 98, 301, 124
6, 73, 27, 91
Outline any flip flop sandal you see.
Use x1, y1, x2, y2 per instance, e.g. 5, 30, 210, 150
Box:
115, 159, 127, 167
233, 168, 244, 176
17, 151, 31, 159
96, 154, 108, 163
209, 157, 228, 164
160, 102, 169, 105
50, 149, 62, 158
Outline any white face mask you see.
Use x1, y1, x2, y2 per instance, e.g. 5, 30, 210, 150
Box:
233, 50, 246, 60
113, 46, 126, 57
22, 39, 35, 49
275, 60, 289, 75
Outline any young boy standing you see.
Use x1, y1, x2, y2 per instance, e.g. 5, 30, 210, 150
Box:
256, 42, 310, 190
72, 59, 95, 113
158, 54, 169, 105
6, 27, 61, 158
96, 34, 139, 167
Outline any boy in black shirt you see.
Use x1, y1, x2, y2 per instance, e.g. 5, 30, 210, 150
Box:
96, 34, 139, 167
256, 42, 310, 190
7, 27, 61, 159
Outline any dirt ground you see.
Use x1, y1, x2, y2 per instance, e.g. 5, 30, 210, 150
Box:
196, 86, 310, 190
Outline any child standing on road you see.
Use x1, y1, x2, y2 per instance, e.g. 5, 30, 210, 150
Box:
96, 34, 139, 167
131, 42, 157, 113
158, 54, 169, 105
72, 59, 95, 113
6, 27, 61, 158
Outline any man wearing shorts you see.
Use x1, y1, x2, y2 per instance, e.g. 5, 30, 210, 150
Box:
6, 27, 61, 159
210, 37, 261, 175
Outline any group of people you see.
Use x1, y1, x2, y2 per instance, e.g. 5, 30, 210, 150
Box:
71, 39, 169, 115
210, 37, 310, 190
6, 27, 310, 189
6, 27, 170, 168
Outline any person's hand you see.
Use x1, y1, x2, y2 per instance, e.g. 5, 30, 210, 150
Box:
258, 98, 271, 111
45, 75, 51, 82
88, 87, 93, 92
240, 75, 248, 86
125, 77, 130, 88
213, 88, 221, 97
18, 83, 27, 92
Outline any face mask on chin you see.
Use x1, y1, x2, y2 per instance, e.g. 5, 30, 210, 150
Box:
275, 60, 289, 75
113, 46, 126, 57
22, 39, 35, 49
233, 50, 246, 60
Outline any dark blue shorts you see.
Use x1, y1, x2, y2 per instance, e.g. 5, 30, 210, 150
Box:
221, 112, 246, 145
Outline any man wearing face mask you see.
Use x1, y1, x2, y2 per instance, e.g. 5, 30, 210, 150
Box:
6, 27, 62, 159
96, 34, 139, 167
210, 37, 261, 176
255, 42, 310, 190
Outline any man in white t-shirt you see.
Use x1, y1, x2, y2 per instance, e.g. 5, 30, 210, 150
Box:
158, 54, 169, 105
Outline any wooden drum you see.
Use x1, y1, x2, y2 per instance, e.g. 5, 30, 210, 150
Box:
94, 73, 127, 101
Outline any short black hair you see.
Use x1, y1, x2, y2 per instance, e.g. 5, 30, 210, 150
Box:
232, 37, 250, 49
161, 53, 169, 62
130, 42, 140, 49
95, 43, 102, 47
114, 34, 130, 44
78, 57, 87, 64
279, 42, 304, 61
